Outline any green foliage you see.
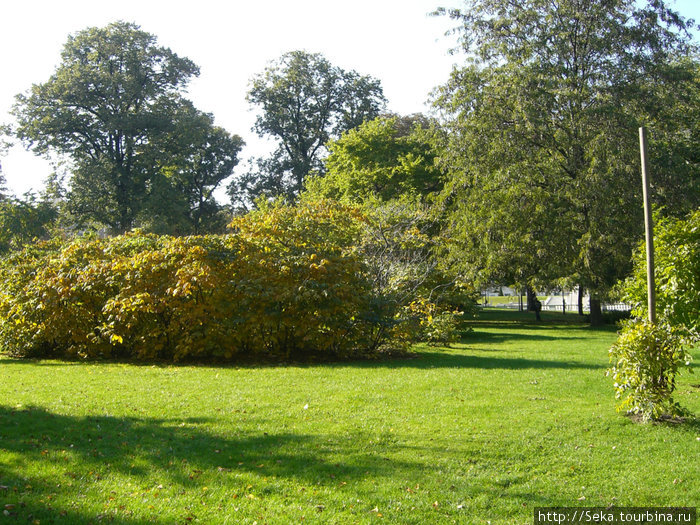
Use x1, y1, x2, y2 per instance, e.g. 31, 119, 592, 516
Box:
306, 114, 443, 203
433, 0, 699, 309
352, 197, 477, 347
11, 22, 241, 234
608, 319, 694, 421
302, 114, 473, 343
0, 193, 57, 254
620, 209, 700, 332
232, 51, 386, 205
607, 209, 700, 421
142, 102, 244, 234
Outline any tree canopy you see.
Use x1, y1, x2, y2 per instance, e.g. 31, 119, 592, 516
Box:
305, 114, 443, 204
141, 102, 244, 234
11, 21, 242, 234
231, 50, 386, 206
433, 0, 699, 322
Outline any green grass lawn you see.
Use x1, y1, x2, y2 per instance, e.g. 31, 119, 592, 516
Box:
1, 310, 698, 524
480, 295, 526, 306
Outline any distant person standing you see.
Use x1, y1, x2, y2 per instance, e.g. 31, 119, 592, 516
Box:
533, 297, 542, 321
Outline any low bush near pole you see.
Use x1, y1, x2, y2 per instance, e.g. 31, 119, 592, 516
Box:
607, 319, 694, 421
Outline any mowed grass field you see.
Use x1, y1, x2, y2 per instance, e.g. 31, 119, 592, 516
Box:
1, 310, 698, 524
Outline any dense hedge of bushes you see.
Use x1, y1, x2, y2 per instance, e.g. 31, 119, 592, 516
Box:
0, 200, 470, 361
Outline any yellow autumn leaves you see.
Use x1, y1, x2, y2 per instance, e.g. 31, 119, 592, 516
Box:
0, 200, 455, 361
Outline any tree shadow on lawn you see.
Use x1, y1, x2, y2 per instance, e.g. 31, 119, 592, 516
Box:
0, 404, 568, 523
0, 351, 605, 371
356, 351, 607, 370
0, 404, 415, 522
461, 330, 587, 345
0, 357, 89, 367
465, 320, 618, 333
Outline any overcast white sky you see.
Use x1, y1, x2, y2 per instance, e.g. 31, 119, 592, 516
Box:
1, 0, 698, 200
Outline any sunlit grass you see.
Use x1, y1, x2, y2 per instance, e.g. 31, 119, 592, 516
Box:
1, 309, 698, 524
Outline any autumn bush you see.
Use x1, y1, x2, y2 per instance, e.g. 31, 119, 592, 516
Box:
0, 200, 465, 361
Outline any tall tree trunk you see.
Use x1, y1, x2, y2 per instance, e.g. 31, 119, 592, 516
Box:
526, 286, 541, 321
519, 288, 524, 312
589, 297, 603, 326
578, 285, 584, 316
527, 287, 536, 311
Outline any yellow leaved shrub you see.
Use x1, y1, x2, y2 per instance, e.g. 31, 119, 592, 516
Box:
0, 202, 386, 361
0, 200, 469, 361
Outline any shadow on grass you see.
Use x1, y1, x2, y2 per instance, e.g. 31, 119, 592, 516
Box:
657, 416, 700, 432
468, 309, 620, 331
0, 349, 605, 371
462, 330, 586, 345
0, 404, 569, 523
0, 404, 424, 523
0, 337, 607, 373
351, 352, 607, 370
465, 320, 618, 334
0, 357, 88, 367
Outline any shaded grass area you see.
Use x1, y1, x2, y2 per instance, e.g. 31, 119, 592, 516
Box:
0, 309, 698, 524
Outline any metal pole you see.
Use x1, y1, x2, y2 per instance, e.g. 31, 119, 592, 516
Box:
639, 127, 656, 324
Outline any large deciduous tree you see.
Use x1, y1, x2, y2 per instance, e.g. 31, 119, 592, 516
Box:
232, 50, 386, 206
433, 0, 699, 323
11, 21, 241, 234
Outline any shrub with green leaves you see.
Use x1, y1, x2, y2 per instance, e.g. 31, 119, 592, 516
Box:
620, 209, 700, 331
608, 319, 693, 421
608, 209, 699, 421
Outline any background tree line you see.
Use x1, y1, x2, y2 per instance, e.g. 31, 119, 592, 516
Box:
2, 3, 699, 328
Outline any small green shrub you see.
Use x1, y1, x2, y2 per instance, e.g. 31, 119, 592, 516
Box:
607, 319, 694, 421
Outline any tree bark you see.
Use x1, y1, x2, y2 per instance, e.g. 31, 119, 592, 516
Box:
527, 287, 536, 311
589, 297, 603, 326
526, 287, 541, 321
578, 285, 584, 316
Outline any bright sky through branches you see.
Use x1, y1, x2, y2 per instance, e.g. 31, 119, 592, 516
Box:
1, 0, 697, 200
